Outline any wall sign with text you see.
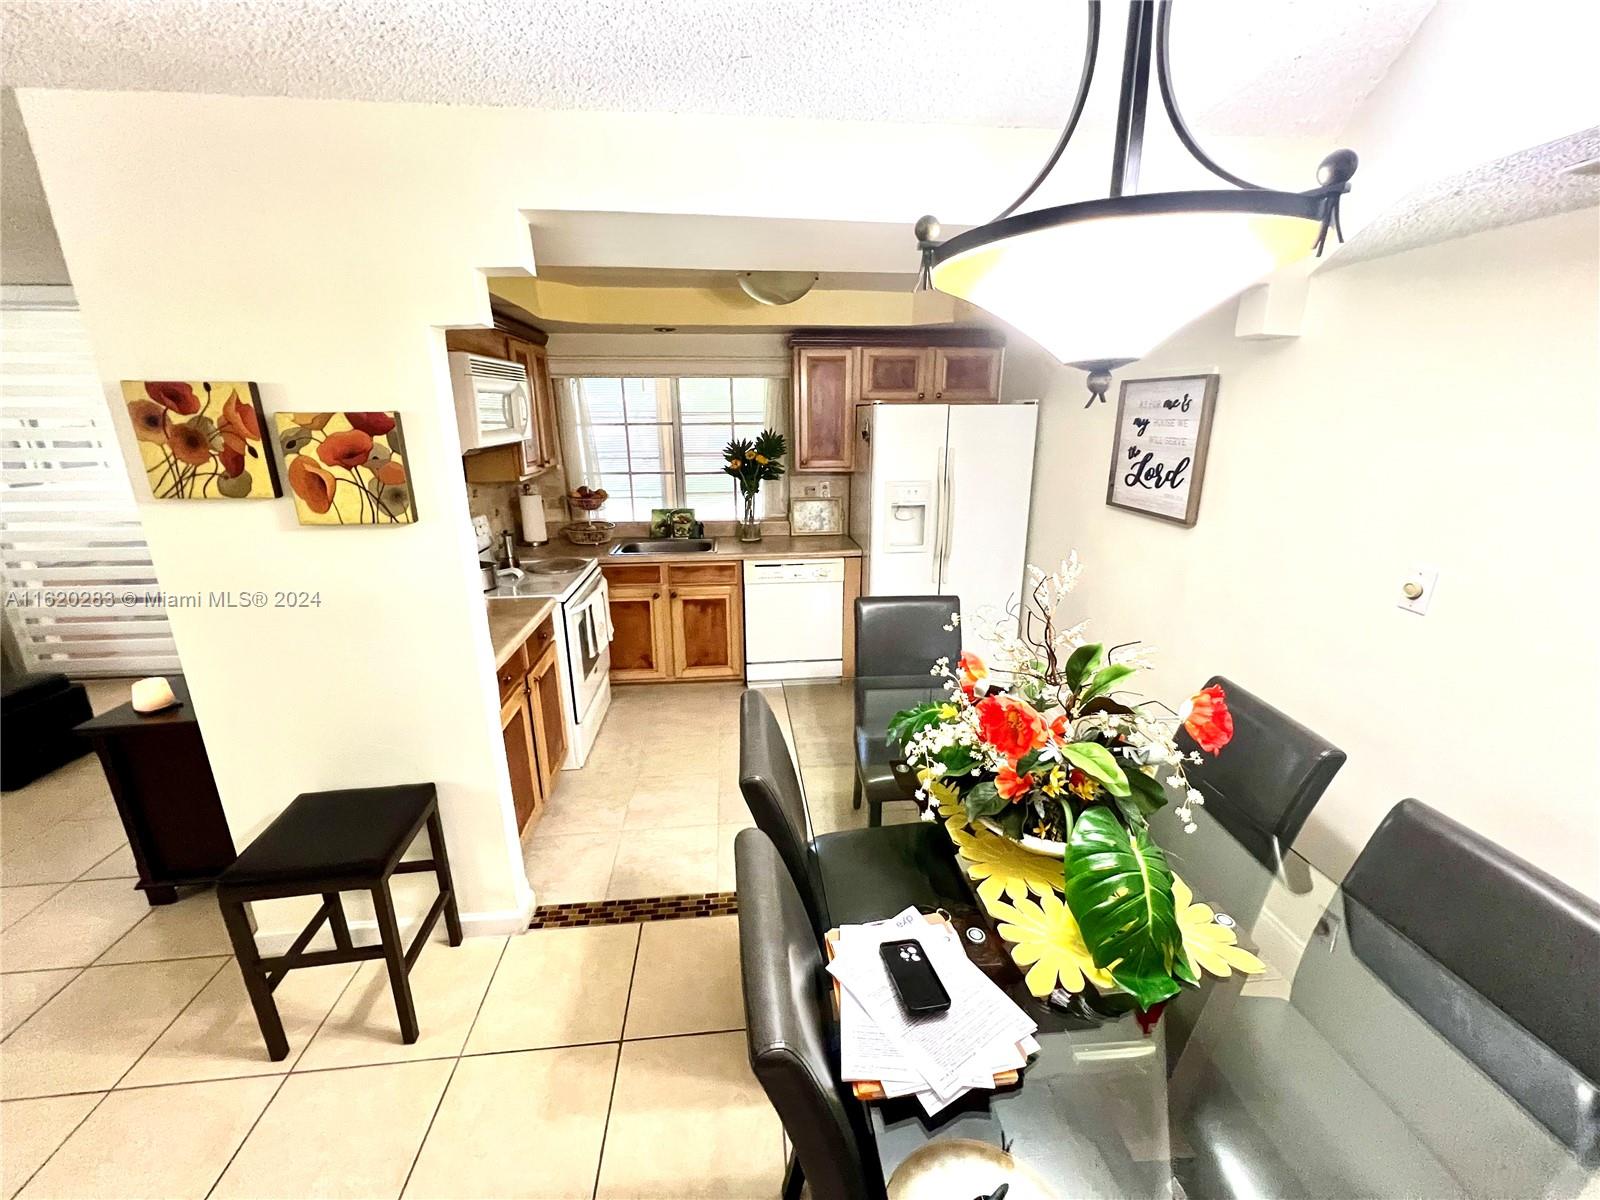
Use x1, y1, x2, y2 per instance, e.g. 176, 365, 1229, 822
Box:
1105, 373, 1219, 527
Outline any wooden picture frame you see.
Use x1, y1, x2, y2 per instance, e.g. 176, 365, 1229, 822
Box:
1105, 373, 1219, 527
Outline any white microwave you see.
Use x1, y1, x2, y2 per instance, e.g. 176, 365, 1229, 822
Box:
450, 352, 530, 452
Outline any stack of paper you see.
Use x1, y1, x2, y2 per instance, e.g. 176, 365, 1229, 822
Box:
827, 906, 1039, 1116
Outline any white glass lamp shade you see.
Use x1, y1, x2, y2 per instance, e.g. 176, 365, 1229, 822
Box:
930, 200, 1324, 366
131, 675, 178, 713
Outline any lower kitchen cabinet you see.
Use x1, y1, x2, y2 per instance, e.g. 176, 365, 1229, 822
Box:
497, 613, 567, 834
603, 562, 744, 683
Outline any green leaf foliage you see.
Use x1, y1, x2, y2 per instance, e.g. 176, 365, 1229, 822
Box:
1064, 643, 1106, 689
886, 702, 942, 746
1060, 742, 1131, 797
963, 781, 1007, 822
1123, 768, 1169, 815
1064, 807, 1184, 1009
1080, 663, 1140, 704
993, 805, 1029, 840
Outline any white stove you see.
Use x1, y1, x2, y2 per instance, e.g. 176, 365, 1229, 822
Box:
488, 556, 612, 769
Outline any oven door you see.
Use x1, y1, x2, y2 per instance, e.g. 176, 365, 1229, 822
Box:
563, 571, 612, 721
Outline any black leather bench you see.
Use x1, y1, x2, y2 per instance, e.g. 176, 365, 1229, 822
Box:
1, 670, 92, 790
215, 783, 462, 1060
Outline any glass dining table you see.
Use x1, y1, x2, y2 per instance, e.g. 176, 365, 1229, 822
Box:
850, 676, 1598, 1200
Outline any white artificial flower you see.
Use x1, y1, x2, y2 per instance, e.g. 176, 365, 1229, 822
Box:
1188, 787, 1205, 806
1184, 822, 1197, 834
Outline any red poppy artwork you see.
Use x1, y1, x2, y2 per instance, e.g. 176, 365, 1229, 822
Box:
121, 381, 281, 499
274, 412, 417, 526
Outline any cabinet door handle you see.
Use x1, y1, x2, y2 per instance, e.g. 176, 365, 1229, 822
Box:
670, 590, 678, 599
917, 391, 925, 400
935, 391, 943, 400
652, 591, 660, 599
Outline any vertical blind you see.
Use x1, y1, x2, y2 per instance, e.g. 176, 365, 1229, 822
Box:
0, 295, 177, 677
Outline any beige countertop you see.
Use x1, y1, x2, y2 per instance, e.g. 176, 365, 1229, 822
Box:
516, 533, 862, 566
485, 596, 556, 668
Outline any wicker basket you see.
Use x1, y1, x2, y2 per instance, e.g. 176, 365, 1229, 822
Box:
567, 491, 608, 513
562, 520, 615, 546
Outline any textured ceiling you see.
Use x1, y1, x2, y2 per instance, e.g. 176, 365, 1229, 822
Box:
0, 0, 1432, 133
1329, 127, 1600, 267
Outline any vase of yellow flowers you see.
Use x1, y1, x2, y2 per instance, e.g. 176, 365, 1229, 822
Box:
722, 429, 787, 542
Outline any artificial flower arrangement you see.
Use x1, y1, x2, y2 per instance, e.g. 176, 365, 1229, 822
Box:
723, 428, 788, 540
889, 554, 1260, 1010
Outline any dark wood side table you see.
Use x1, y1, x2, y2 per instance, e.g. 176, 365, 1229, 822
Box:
75, 676, 236, 905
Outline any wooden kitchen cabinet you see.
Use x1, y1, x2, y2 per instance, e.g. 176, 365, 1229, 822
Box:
497, 613, 567, 836
603, 562, 743, 683
860, 346, 930, 401
793, 345, 857, 472
932, 346, 1003, 402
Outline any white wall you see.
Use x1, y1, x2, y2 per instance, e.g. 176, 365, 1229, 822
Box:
1016, 209, 1600, 896
15, 89, 1060, 940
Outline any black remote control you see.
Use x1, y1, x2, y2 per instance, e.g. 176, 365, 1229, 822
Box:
879, 938, 952, 1016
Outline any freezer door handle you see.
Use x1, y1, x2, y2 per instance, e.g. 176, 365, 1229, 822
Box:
931, 446, 948, 575
936, 443, 956, 589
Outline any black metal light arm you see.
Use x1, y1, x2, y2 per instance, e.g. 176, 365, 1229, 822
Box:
1153, 0, 1267, 191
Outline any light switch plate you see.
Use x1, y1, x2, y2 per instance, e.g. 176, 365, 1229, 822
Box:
1397, 566, 1439, 615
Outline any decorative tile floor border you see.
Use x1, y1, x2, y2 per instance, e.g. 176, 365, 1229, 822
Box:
529, 892, 739, 929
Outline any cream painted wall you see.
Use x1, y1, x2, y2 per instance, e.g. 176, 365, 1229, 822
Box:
1015, 209, 1600, 897
15, 88, 1058, 940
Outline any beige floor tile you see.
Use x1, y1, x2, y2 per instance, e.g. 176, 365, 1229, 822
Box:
0, 886, 63, 931
293, 934, 506, 1072
791, 732, 855, 768
0, 758, 109, 841
76, 845, 137, 881
211, 1058, 453, 1200
624, 916, 743, 1039
119, 960, 359, 1088
524, 832, 620, 906
18, 1075, 280, 1199
95, 892, 232, 964
534, 782, 631, 839
0, 1093, 101, 1199
1, 970, 78, 1041
596, 1031, 782, 1200
1, 958, 225, 1099
716, 777, 755, 828
466, 923, 637, 1054
403, 1044, 617, 1199
0, 818, 129, 888
716, 825, 742, 892
607, 827, 718, 900
0, 879, 155, 972
623, 775, 720, 830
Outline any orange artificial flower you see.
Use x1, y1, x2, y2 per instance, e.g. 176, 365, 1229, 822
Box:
144, 381, 200, 415
288, 455, 337, 514
1182, 684, 1235, 754
996, 765, 1035, 803
128, 399, 170, 444
218, 389, 261, 453
976, 694, 1048, 760
1067, 768, 1099, 802
166, 421, 213, 465
317, 429, 374, 469
1046, 710, 1070, 741
959, 651, 987, 685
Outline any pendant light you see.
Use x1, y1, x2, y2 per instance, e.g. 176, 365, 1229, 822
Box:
915, 1, 1357, 403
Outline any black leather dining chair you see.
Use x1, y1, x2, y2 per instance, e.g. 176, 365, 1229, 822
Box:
1172, 799, 1600, 1197
736, 827, 886, 1200
853, 595, 961, 826
739, 689, 969, 941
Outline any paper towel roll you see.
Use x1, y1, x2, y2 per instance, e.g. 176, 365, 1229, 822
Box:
519, 495, 549, 544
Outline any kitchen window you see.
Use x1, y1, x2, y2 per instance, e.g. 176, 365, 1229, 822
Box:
557, 376, 788, 522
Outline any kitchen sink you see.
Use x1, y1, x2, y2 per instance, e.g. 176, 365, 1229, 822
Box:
610, 539, 716, 555
524, 557, 589, 574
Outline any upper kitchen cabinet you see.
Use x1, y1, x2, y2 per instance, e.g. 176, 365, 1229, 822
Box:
451, 318, 562, 483
793, 345, 858, 472
791, 332, 1004, 471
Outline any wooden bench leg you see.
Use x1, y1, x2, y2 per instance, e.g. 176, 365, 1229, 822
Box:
371, 880, 419, 1044
323, 892, 352, 950
426, 809, 463, 947
217, 895, 289, 1061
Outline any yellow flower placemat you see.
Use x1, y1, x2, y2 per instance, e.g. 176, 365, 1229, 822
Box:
950, 825, 1065, 905
983, 891, 1117, 997
923, 777, 968, 835
1173, 874, 1266, 978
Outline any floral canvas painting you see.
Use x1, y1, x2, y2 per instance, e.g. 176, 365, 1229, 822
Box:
276, 412, 417, 525
123, 381, 281, 499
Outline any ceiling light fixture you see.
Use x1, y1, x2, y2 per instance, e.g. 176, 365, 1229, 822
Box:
915, 1, 1357, 404
736, 271, 820, 306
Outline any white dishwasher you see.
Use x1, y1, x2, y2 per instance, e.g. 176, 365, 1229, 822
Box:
743, 558, 846, 681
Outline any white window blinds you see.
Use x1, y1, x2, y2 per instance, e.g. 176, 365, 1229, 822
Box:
1, 293, 177, 677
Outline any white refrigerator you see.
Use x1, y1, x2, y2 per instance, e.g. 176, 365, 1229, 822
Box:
849, 401, 1040, 659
